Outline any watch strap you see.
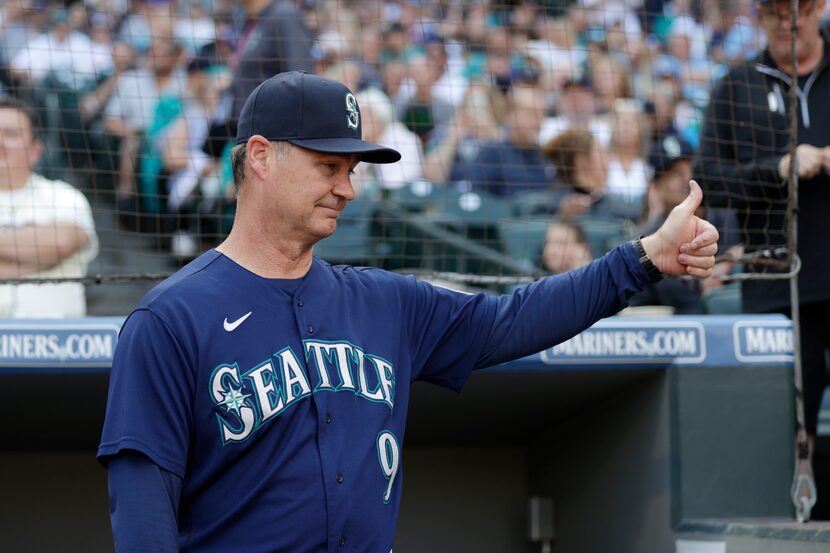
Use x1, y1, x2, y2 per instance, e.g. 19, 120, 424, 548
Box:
630, 236, 663, 284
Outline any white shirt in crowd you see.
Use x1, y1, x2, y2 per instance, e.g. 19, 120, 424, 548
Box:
0, 173, 99, 317
10, 30, 112, 88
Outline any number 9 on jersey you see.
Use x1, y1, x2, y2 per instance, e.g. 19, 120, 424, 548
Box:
377, 430, 400, 504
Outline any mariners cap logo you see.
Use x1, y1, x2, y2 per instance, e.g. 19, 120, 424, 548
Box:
662, 135, 681, 159
345, 93, 359, 130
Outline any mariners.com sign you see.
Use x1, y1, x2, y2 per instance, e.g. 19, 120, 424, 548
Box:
539, 318, 793, 366
0, 317, 793, 369
0, 322, 120, 367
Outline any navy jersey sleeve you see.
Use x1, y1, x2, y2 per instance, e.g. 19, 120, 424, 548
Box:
108, 453, 181, 553
409, 244, 649, 390
98, 309, 195, 477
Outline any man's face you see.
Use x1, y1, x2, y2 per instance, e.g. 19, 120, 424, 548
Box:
558, 85, 596, 119
759, 0, 826, 66
0, 108, 40, 181
268, 146, 358, 244
543, 223, 591, 274
508, 86, 547, 147
150, 40, 180, 75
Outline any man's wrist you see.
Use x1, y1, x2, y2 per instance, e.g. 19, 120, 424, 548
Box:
632, 235, 663, 284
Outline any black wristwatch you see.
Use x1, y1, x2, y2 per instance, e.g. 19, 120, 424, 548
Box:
630, 236, 663, 284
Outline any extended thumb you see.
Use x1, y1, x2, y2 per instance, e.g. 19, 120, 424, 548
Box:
677, 180, 703, 214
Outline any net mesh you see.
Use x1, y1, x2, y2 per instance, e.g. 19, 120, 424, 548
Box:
0, 0, 806, 314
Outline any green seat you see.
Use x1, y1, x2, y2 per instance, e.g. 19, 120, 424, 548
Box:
385, 180, 449, 212
579, 215, 632, 258
315, 198, 376, 265
497, 218, 550, 269
702, 282, 742, 314
509, 190, 560, 217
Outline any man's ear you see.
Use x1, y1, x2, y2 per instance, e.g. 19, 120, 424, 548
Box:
246, 136, 272, 181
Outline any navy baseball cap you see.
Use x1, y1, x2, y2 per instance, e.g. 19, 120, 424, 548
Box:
235, 71, 401, 164
649, 134, 695, 178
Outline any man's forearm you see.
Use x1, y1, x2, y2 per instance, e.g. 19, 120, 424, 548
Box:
0, 224, 90, 270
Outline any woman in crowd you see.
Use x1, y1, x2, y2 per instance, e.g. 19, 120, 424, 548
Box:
422, 83, 506, 185
604, 98, 651, 219
543, 127, 635, 222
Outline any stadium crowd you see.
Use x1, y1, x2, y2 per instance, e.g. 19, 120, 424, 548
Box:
0, 0, 828, 314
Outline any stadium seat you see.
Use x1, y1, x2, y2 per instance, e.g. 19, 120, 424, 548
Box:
579, 215, 633, 258
508, 190, 560, 217
497, 218, 550, 270
385, 180, 449, 213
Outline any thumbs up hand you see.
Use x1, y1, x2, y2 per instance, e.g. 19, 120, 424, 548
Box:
641, 180, 720, 279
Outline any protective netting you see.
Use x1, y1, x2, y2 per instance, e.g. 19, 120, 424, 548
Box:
0, 0, 820, 315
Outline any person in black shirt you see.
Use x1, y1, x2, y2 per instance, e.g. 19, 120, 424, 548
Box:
694, 0, 830, 515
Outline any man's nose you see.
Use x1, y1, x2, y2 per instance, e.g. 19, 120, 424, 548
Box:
333, 172, 356, 201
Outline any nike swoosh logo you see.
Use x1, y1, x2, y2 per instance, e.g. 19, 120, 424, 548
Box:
223, 311, 252, 332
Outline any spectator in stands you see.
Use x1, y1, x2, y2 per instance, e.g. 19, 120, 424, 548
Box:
694, 0, 830, 504
116, 0, 156, 55
0, 0, 35, 72
313, 29, 350, 78
605, 98, 651, 216
351, 87, 423, 194
666, 22, 725, 107
173, 0, 217, 55
103, 36, 186, 207
398, 54, 454, 147
543, 127, 635, 221
0, 98, 98, 317
380, 22, 409, 64
539, 73, 612, 148
629, 133, 703, 314
424, 33, 468, 109
80, 42, 136, 132
193, 0, 314, 171
158, 49, 231, 257
525, 15, 586, 92
9, 6, 112, 90
708, 0, 765, 64
589, 53, 632, 115
423, 83, 506, 185
229, 0, 315, 121
71, 40, 135, 174
454, 84, 553, 196
541, 220, 593, 274
353, 24, 385, 91
324, 59, 365, 100
646, 78, 701, 147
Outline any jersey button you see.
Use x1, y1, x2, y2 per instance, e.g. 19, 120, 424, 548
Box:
306, 324, 314, 334
325, 414, 332, 424
339, 537, 346, 547
297, 299, 304, 307
336, 473, 344, 483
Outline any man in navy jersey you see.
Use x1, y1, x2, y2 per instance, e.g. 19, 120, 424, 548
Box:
99, 71, 719, 553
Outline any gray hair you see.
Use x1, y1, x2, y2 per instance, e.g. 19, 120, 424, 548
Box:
231, 141, 293, 189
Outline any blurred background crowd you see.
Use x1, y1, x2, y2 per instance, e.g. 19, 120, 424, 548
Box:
2, 0, 828, 315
